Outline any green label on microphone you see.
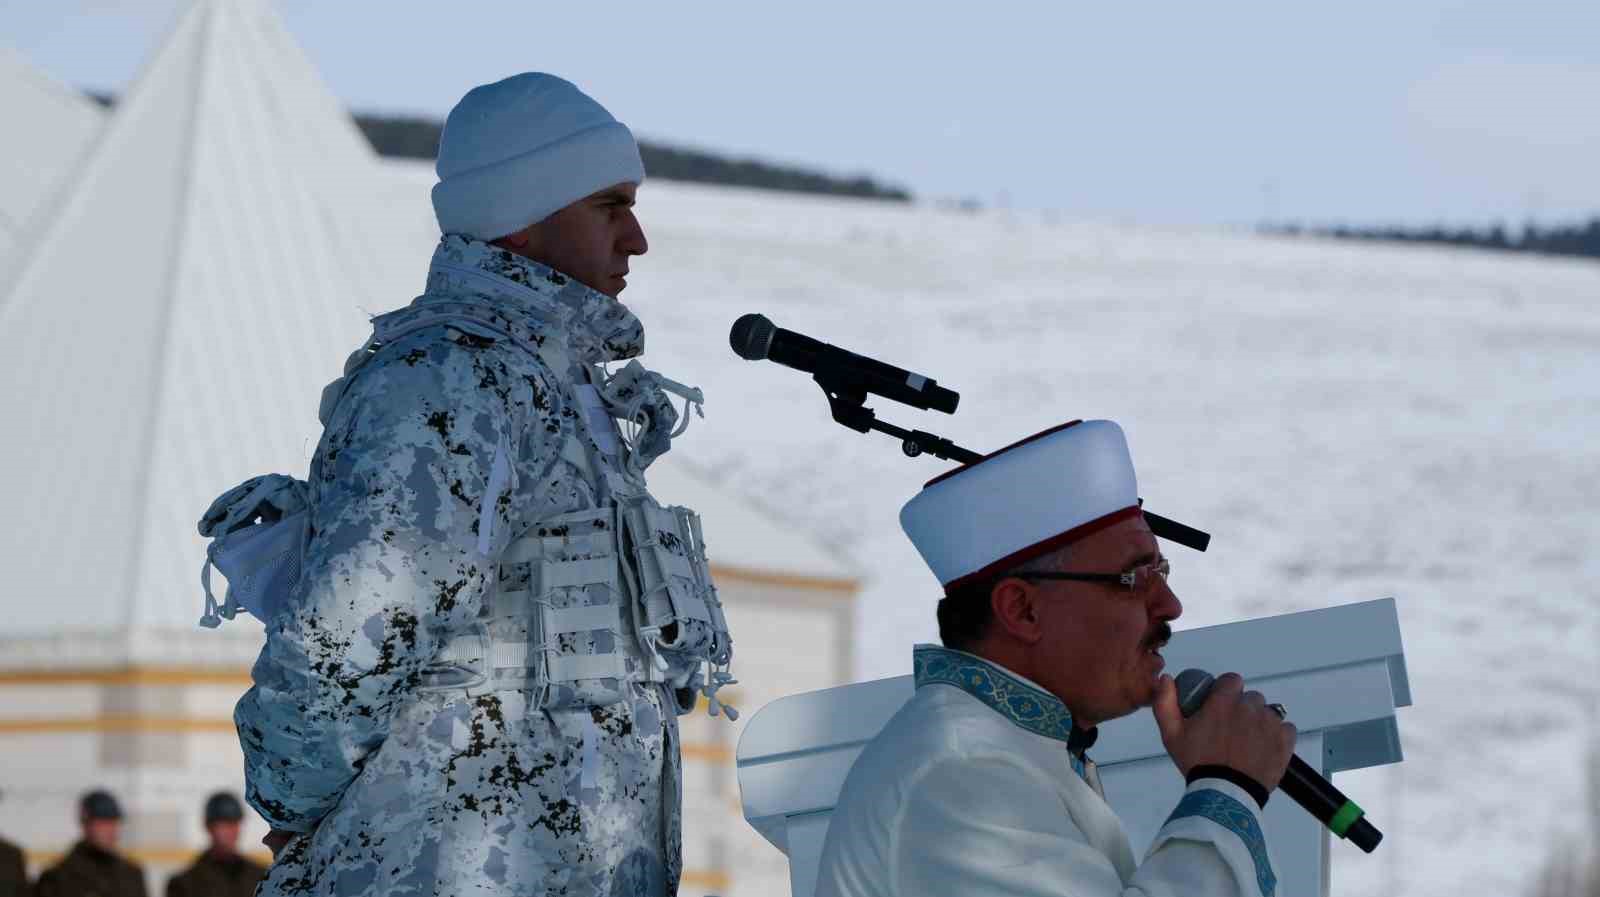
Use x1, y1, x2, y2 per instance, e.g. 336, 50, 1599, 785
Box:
1329, 800, 1364, 837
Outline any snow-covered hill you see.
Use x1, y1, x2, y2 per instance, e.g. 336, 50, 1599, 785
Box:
379, 159, 1600, 897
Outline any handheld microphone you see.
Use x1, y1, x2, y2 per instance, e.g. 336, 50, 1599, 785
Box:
1176, 668, 1383, 853
730, 313, 959, 414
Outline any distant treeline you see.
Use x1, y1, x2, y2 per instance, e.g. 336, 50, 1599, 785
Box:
354, 112, 911, 202
86, 92, 910, 201
1264, 218, 1600, 262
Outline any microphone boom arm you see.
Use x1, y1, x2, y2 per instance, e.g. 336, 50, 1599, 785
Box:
813, 372, 1212, 552
816, 373, 981, 463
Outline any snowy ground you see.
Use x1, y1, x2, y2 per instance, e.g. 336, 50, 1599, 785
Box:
378, 161, 1600, 895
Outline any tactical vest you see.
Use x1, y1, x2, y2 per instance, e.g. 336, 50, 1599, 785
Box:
199, 311, 736, 719
426, 324, 735, 716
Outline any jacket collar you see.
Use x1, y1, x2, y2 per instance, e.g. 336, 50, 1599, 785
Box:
913, 643, 1099, 757
416, 233, 645, 365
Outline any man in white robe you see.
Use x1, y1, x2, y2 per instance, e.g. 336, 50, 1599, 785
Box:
815, 420, 1297, 897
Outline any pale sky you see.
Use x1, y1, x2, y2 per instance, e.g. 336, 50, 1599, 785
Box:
5, 0, 1598, 228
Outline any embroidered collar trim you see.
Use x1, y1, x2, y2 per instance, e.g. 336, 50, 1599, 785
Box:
913, 644, 1098, 755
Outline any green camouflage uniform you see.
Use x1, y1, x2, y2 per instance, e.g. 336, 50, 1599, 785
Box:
31, 842, 146, 897
0, 837, 25, 897
164, 852, 265, 897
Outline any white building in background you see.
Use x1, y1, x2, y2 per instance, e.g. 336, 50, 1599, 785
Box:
0, 1, 860, 895
0, 45, 103, 267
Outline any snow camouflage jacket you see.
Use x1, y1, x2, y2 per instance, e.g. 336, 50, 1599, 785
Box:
234, 235, 726, 897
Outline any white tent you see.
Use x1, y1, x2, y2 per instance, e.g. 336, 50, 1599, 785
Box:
0, 45, 104, 265
0, 0, 434, 666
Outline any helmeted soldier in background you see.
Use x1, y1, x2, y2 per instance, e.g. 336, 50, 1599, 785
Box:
164, 792, 265, 897
0, 787, 26, 897
0, 828, 22, 897
32, 790, 147, 897
0, 838, 22, 897
221, 72, 733, 897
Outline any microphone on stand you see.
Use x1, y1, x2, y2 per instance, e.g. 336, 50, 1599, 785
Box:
730, 313, 959, 414
1176, 668, 1383, 853
728, 312, 1214, 552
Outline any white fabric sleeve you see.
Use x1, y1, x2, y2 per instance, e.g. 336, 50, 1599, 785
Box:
892, 757, 1278, 897
1140, 777, 1282, 897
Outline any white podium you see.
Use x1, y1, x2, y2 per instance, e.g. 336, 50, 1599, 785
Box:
736, 598, 1411, 897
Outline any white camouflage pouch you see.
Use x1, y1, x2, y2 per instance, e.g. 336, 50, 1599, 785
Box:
196, 474, 311, 627
621, 496, 739, 719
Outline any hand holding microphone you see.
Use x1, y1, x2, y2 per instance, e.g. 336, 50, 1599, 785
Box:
1153, 671, 1297, 793
1153, 669, 1384, 852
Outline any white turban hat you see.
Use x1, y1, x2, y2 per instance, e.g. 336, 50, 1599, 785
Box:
900, 420, 1141, 595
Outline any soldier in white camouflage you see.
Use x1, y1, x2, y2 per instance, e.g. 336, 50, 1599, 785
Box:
225, 73, 734, 897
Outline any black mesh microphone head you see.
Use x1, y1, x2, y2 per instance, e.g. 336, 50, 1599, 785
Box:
730, 313, 777, 361
1175, 668, 1215, 718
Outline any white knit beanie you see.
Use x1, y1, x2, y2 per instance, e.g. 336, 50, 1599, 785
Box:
432, 73, 645, 240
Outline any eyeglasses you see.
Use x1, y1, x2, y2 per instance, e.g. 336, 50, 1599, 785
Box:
1012, 557, 1171, 593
